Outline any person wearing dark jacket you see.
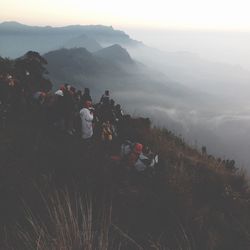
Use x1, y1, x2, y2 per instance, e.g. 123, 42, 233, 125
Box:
81, 88, 92, 104
100, 90, 110, 105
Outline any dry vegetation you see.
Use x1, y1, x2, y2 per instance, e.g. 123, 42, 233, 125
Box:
1, 119, 250, 249
1, 54, 250, 249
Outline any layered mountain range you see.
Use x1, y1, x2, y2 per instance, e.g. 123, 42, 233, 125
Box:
2, 21, 250, 166
0, 21, 140, 57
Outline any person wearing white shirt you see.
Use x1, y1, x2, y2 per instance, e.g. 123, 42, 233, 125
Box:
79, 100, 94, 140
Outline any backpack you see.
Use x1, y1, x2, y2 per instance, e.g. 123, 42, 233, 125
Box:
101, 122, 113, 141
134, 153, 159, 172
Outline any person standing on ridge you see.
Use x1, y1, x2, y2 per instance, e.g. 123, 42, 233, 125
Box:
100, 90, 110, 105
81, 88, 92, 105
79, 100, 94, 141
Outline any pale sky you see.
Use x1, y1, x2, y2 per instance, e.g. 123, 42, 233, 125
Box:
1, 0, 250, 30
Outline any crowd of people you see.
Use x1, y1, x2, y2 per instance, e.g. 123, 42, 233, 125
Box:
0, 73, 159, 173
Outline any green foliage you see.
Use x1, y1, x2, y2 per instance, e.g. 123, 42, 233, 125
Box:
14, 51, 52, 92
0, 51, 52, 93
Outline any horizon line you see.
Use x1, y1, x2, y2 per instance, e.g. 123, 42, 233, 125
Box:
1, 20, 250, 33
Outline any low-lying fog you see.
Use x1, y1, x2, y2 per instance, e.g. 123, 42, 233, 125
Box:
125, 28, 250, 71
121, 28, 250, 168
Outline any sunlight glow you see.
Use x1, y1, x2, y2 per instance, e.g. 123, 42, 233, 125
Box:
1, 0, 250, 30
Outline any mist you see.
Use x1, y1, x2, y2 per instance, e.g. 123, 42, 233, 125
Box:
119, 28, 250, 168
124, 28, 250, 71
1, 22, 250, 168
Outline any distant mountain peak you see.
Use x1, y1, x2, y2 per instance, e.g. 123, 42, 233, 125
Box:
45, 47, 93, 58
94, 44, 134, 64
64, 33, 102, 52
108, 44, 125, 49
0, 21, 28, 28
1, 21, 22, 25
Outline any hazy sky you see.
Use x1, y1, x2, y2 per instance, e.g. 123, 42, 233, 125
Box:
1, 0, 250, 30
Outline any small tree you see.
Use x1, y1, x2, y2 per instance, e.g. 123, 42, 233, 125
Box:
14, 51, 52, 93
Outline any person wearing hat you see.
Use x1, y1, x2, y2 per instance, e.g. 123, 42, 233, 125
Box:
127, 143, 143, 168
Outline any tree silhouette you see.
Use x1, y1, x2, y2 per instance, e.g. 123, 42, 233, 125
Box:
0, 57, 14, 76
14, 51, 52, 93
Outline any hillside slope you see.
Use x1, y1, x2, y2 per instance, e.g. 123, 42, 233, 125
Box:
94, 44, 134, 65
44, 47, 210, 108
0, 103, 249, 250
1, 54, 250, 249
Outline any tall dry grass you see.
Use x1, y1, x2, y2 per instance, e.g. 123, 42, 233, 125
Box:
12, 189, 142, 250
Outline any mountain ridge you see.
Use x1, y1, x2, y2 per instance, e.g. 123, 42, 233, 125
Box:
0, 21, 141, 58
94, 44, 134, 65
